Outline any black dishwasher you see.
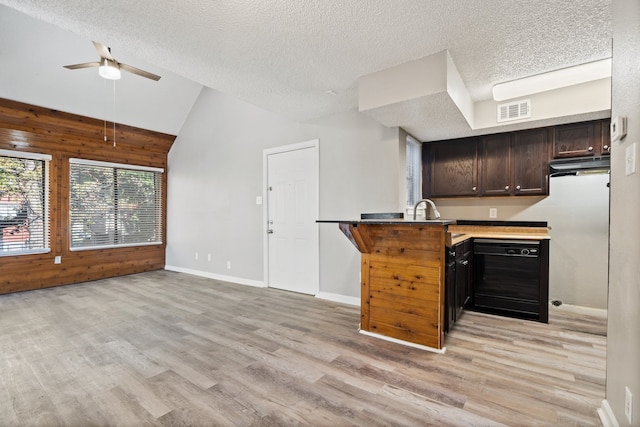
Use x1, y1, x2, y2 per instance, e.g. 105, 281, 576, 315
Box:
473, 239, 549, 323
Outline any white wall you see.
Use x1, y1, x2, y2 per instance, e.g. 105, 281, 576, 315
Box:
434, 174, 610, 309
166, 87, 399, 299
605, 0, 640, 425
314, 110, 400, 298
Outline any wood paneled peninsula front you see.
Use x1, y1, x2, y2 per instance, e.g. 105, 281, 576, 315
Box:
322, 219, 454, 353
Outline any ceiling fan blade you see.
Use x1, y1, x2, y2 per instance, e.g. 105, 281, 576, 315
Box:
63, 61, 101, 70
119, 63, 161, 81
93, 41, 114, 60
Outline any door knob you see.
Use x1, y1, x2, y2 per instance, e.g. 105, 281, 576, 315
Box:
516, 185, 521, 191
504, 185, 510, 191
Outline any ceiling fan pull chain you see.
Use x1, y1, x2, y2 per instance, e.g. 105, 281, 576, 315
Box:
103, 77, 107, 142
112, 80, 116, 147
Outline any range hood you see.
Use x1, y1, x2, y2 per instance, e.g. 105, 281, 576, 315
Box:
549, 156, 610, 176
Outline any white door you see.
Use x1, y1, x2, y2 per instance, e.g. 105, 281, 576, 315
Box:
264, 141, 318, 295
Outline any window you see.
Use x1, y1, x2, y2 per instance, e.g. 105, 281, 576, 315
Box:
0, 150, 50, 255
69, 159, 163, 250
406, 135, 422, 207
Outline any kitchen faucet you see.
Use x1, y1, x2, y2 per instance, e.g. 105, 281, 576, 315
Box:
413, 198, 441, 220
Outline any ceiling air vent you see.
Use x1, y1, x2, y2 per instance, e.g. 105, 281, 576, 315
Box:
497, 99, 531, 122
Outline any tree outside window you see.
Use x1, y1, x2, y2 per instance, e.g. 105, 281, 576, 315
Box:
0, 154, 48, 254
69, 160, 162, 249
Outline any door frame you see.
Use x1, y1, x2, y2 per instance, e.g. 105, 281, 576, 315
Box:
262, 139, 320, 293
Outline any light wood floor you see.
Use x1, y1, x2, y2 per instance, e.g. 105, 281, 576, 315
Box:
0, 270, 606, 426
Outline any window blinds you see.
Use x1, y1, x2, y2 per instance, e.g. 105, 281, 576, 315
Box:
69, 159, 163, 250
0, 153, 49, 255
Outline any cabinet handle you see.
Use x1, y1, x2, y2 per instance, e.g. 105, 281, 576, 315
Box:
604, 145, 610, 152
588, 146, 593, 152
472, 186, 477, 191
461, 260, 469, 266
516, 185, 521, 191
449, 251, 456, 257
504, 185, 510, 191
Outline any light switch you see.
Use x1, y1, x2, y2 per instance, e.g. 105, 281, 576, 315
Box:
489, 207, 497, 218
626, 142, 636, 176
256, 196, 263, 205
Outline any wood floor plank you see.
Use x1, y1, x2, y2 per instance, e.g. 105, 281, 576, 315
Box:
0, 270, 607, 426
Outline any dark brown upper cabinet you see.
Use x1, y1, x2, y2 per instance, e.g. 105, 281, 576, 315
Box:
480, 128, 550, 197
423, 138, 479, 198
423, 120, 611, 199
511, 128, 552, 195
480, 133, 511, 196
552, 119, 611, 158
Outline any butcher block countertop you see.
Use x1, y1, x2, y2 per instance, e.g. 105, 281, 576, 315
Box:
446, 224, 550, 247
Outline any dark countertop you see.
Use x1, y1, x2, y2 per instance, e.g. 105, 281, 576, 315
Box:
317, 219, 457, 225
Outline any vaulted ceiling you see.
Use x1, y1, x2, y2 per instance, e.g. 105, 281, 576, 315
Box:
0, 1, 612, 139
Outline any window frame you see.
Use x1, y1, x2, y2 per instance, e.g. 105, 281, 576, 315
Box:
68, 158, 164, 251
405, 135, 422, 208
0, 149, 51, 257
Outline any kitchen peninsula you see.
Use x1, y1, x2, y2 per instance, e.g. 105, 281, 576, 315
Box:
321, 219, 454, 352
320, 218, 550, 353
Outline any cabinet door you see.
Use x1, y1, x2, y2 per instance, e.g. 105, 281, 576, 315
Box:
429, 138, 479, 197
511, 128, 550, 196
462, 240, 473, 309
598, 119, 612, 156
455, 253, 469, 320
553, 121, 597, 158
480, 134, 511, 196
445, 257, 456, 333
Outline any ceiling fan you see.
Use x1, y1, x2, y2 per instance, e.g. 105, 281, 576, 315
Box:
63, 41, 161, 81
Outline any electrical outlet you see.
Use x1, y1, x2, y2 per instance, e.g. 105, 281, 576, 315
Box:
54, 256, 61, 264
227, 261, 231, 269
195, 252, 199, 261
626, 386, 633, 424
207, 253, 212, 262
489, 208, 498, 218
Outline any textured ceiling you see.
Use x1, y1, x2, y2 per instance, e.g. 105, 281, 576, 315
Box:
0, 0, 612, 137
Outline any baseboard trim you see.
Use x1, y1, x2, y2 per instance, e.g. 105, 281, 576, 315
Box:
550, 302, 608, 318
164, 265, 266, 288
597, 399, 620, 427
315, 292, 360, 306
359, 329, 447, 354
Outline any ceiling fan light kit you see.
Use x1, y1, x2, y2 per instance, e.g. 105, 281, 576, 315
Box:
98, 58, 121, 80
64, 41, 160, 81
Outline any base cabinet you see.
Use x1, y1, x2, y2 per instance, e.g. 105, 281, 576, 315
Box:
445, 253, 456, 333
445, 239, 472, 333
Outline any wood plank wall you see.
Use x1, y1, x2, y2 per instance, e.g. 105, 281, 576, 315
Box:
357, 223, 445, 349
0, 98, 176, 294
